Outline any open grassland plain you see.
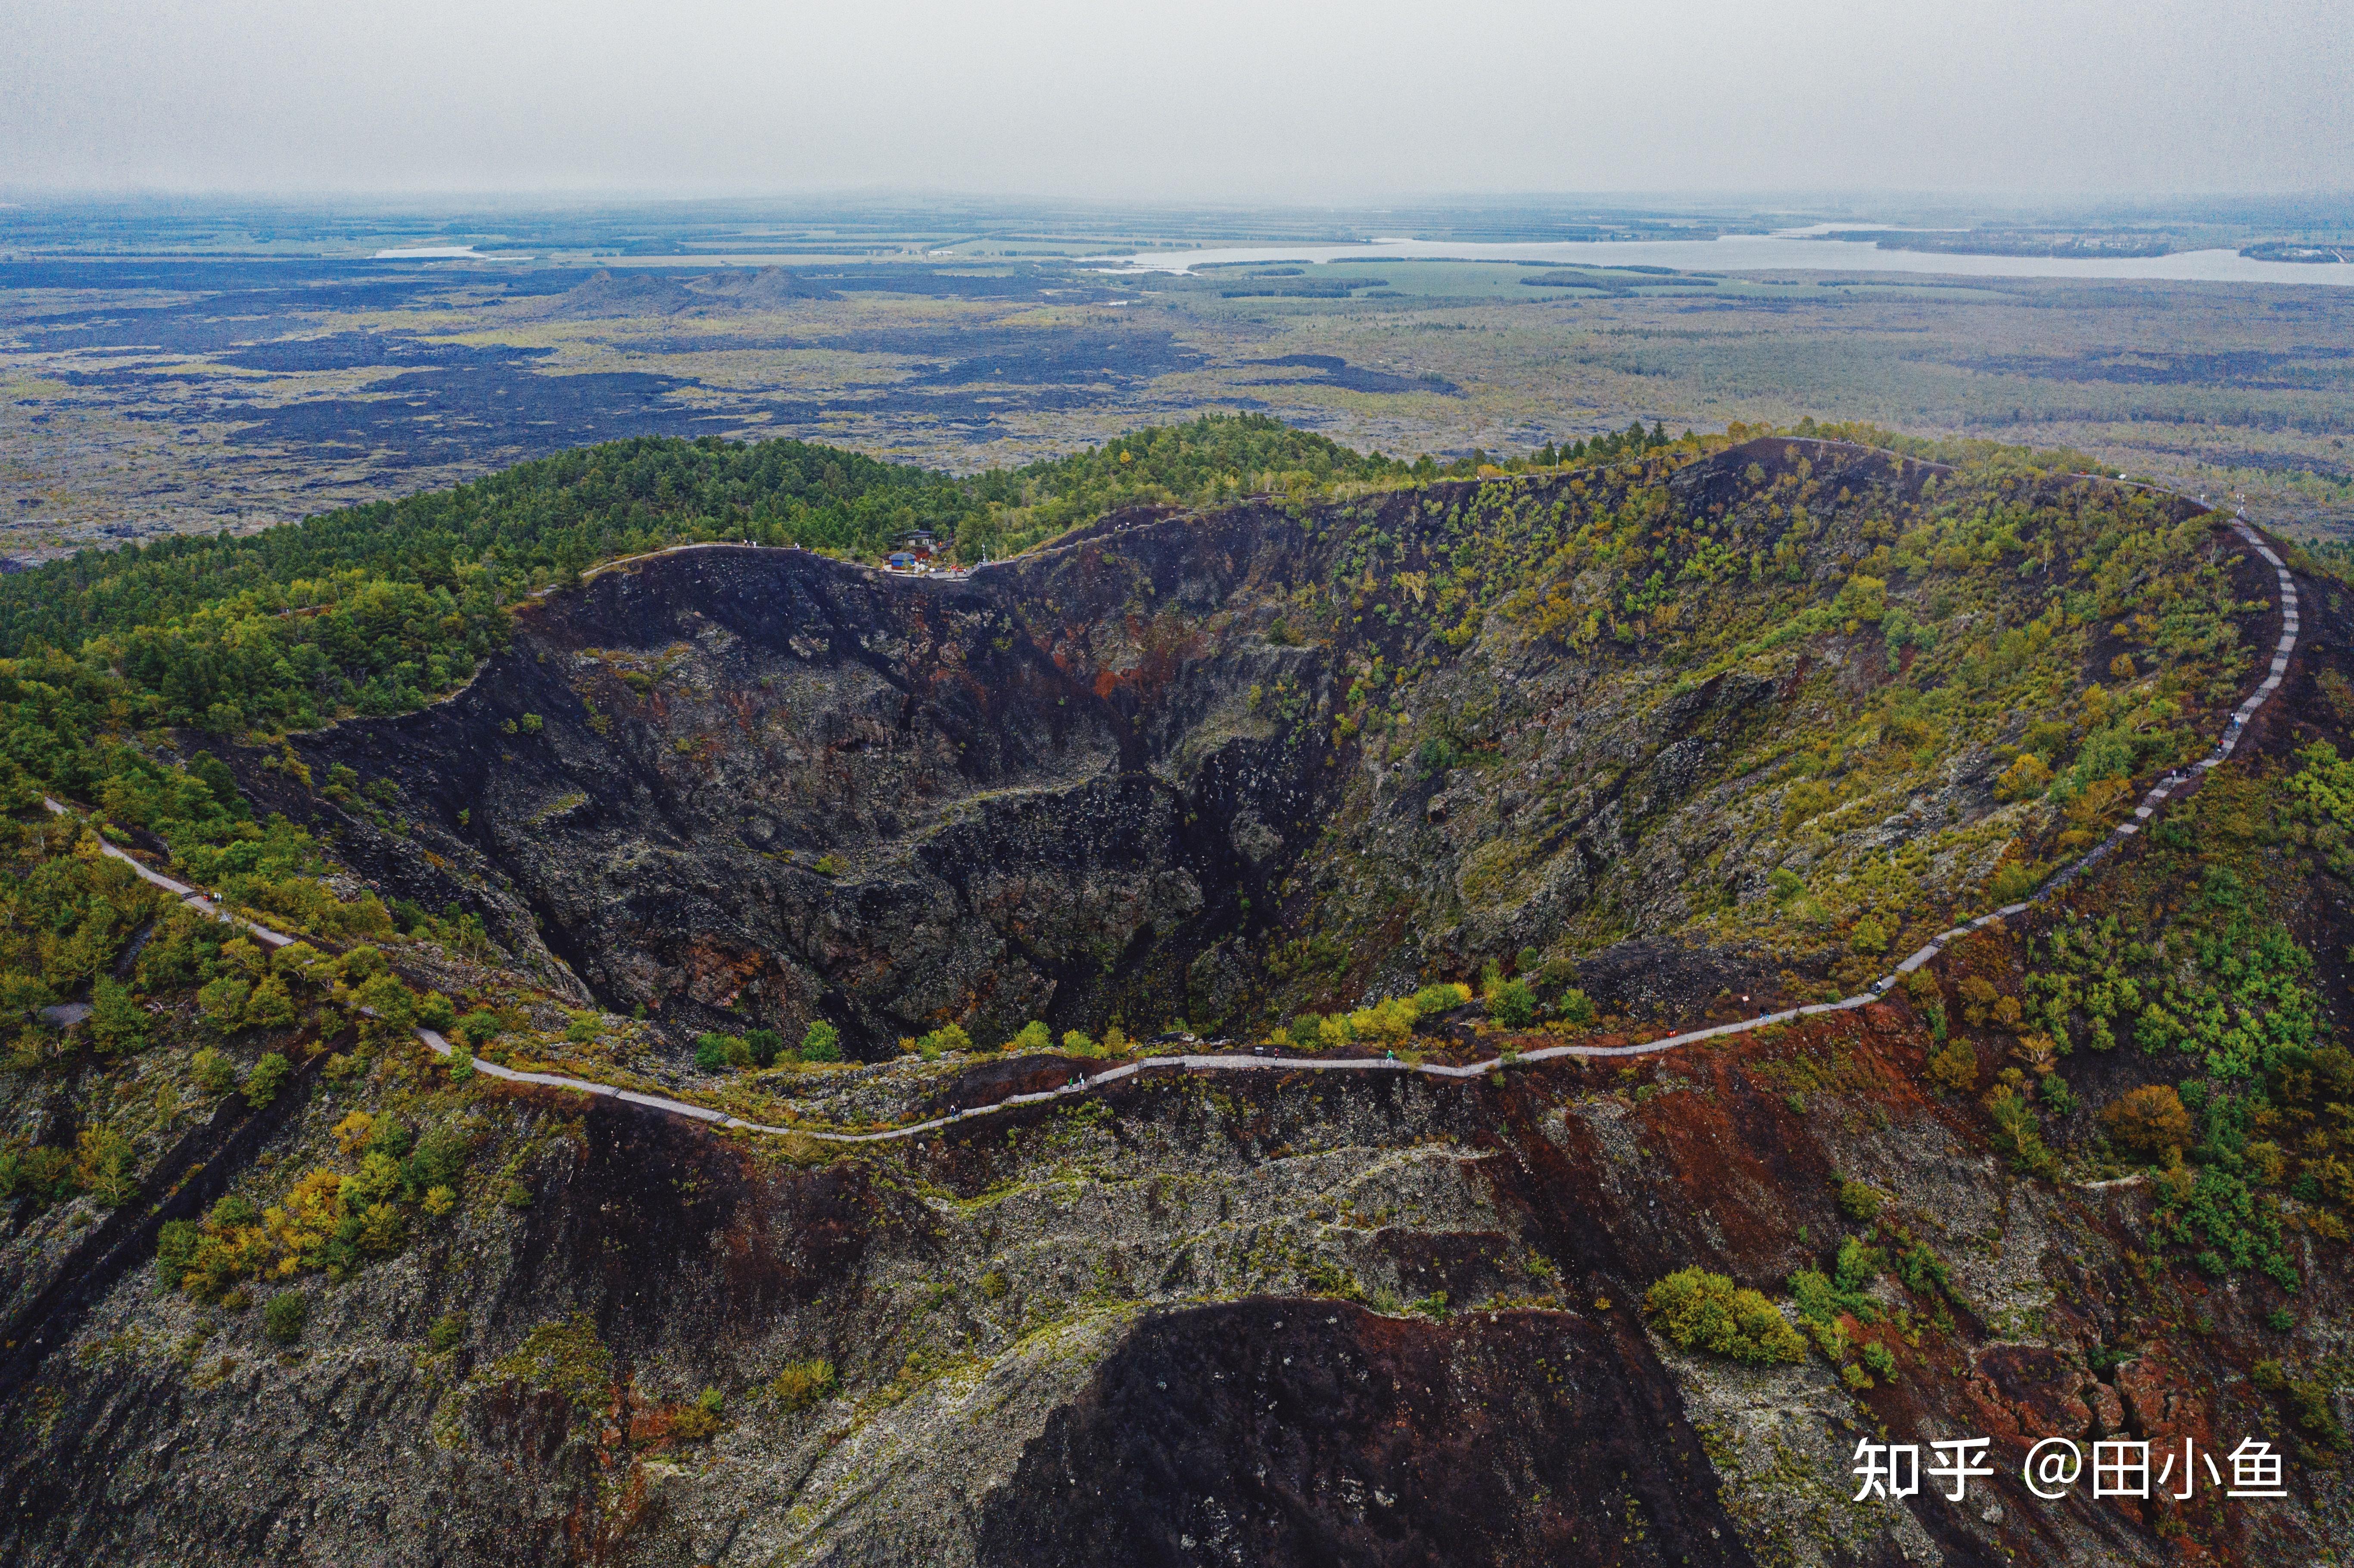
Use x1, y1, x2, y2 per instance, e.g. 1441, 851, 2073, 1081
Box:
6, 244, 2354, 566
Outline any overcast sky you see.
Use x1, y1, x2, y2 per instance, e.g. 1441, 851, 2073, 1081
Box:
3, 0, 2348, 197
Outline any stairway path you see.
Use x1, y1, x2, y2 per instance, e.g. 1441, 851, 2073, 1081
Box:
41, 515, 2302, 1148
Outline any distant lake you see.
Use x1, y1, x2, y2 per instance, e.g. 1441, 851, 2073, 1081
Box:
370, 246, 534, 262
1096, 232, 2354, 287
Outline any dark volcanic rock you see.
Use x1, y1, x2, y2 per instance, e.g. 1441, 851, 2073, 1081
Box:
976, 1301, 1751, 1566
923, 1052, 1112, 1114
281, 516, 1337, 1051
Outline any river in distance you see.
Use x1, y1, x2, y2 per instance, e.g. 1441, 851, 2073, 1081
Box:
1094, 229, 2354, 287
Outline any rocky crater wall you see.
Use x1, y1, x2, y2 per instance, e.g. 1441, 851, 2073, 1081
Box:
270, 500, 1345, 1049
251, 439, 2224, 1058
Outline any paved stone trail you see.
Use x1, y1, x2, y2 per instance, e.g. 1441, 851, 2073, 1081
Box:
44, 507, 2302, 1148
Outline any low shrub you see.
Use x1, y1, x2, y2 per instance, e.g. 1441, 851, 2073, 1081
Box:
769, 1358, 838, 1412
347, 973, 418, 1033
405, 1123, 471, 1192
191, 1047, 237, 1096
1895, 1240, 1952, 1299
797, 1022, 841, 1063
670, 1387, 726, 1441
156, 1219, 199, 1289
333, 1111, 377, 1157
243, 1052, 291, 1109
1791, 1236, 1886, 1328
1927, 1037, 1978, 1093
1989, 860, 2046, 905
76, 1127, 136, 1206
0, 1144, 81, 1209
1410, 983, 1472, 1015
196, 975, 249, 1035
1837, 1179, 1887, 1222
1995, 752, 2053, 802
915, 1022, 971, 1058
2253, 1360, 2348, 1450
88, 977, 146, 1055
336, 945, 388, 983
2102, 1084, 2193, 1162
455, 1009, 504, 1049
1486, 977, 1536, 1029
1350, 997, 1417, 1043
262, 1290, 307, 1345
1644, 1267, 1806, 1363
694, 1032, 750, 1070
497, 1313, 611, 1412
1984, 1082, 2062, 1179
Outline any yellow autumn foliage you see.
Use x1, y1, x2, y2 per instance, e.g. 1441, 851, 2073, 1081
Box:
265, 1168, 345, 1273
333, 1111, 376, 1157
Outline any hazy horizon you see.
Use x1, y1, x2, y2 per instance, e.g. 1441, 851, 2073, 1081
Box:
5, 0, 2349, 199
4, 189, 2350, 212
